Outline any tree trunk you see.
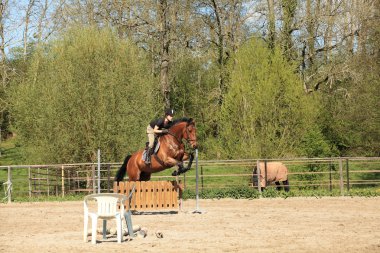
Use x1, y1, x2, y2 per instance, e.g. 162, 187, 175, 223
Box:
267, 0, 275, 49
345, 0, 354, 55
324, 0, 333, 63
24, 0, 35, 61
36, 0, 48, 47
211, 0, 225, 106
306, 0, 315, 64
0, 0, 9, 150
158, 0, 171, 108
0, 0, 8, 89
281, 0, 297, 60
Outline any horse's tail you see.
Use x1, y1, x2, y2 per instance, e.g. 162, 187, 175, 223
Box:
114, 155, 131, 183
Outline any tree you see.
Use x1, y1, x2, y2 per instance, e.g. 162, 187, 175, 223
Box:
0, 0, 9, 148
11, 27, 155, 163
319, 0, 380, 156
219, 39, 317, 159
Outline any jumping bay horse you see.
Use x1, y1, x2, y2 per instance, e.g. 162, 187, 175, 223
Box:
114, 118, 197, 182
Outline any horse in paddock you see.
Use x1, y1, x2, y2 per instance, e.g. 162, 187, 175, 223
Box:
254, 162, 289, 192
114, 118, 197, 182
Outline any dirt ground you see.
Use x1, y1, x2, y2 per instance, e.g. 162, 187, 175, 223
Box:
0, 197, 379, 253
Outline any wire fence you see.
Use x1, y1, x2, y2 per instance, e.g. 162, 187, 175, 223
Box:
1, 157, 380, 202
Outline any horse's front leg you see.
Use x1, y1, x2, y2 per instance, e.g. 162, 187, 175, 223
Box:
171, 161, 185, 176
183, 152, 194, 171
160, 156, 183, 176
171, 152, 194, 176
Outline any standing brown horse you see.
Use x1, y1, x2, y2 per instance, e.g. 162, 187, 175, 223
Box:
254, 162, 290, 192
114, 118, 197, 182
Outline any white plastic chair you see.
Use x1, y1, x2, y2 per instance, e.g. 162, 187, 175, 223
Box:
83, 193, 128, 244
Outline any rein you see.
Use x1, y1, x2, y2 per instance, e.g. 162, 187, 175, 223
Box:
167, 123, 195, 147
167, 131, 182, 145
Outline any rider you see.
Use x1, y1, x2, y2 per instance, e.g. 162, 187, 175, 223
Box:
145, 108, 174, 164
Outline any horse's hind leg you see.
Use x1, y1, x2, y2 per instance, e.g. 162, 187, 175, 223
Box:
139, 171, 151, 181
275, 181, 282, 191
283, 179, 290, 192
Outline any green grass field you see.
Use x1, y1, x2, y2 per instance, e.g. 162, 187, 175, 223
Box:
1, 137, 380, 202
0, 135, 25, 166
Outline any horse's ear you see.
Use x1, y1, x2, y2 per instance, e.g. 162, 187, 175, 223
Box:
187, 118, 195, 125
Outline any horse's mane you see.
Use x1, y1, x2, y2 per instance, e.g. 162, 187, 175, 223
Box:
170, 117, 194, 127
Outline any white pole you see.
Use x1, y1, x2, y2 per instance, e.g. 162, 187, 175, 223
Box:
193, 149, 205, 214
7, 166, 12, 203
195, 149, 199, 209
97, 149, 101, 194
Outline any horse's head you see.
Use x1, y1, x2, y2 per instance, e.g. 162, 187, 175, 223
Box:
184, 118, 197, 149
169, 118, 198, 149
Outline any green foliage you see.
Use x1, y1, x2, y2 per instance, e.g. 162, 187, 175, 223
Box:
317, 54, 380, 157
299, 126, 337, 157
0, 136, 25, 165
219, 39, 317, 159
182, 186, 260, 200
346, 188, 380, 197
10, 27, 155, 163
181, 187, 379, 200
340, 57, 380, 156
169, 53, 220, 158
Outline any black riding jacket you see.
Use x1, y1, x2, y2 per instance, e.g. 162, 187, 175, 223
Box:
149, 118, 173, 129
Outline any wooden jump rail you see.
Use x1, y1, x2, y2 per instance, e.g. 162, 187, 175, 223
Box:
113, 181, 182, 212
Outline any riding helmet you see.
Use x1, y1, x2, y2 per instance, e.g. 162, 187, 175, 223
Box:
165, 108, 174, 116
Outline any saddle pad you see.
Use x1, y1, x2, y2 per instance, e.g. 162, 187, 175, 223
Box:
142, 141, 160, 162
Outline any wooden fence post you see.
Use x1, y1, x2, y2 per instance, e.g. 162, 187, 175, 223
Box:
92, 164, 96, 194
38, 167, 41, 195
55, 167, 59, 197
339, 159, 344, 196
107, 164, 111, 193
329, 160, 332, 192
264, 160, 268, 188
346, 159, 350, 191
28, 167, 31, 198
183, 173, 186, 191
201, 166, 204, 191
256, 160, 261, 194
61, 165, 65, 197
47, 168, 50, 196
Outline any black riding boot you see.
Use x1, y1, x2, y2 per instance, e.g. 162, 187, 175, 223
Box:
145, 147, 152, 164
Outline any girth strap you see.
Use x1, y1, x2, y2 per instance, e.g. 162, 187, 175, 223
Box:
153, 154, 166, 167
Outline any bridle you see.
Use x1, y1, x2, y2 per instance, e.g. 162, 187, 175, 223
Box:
167, 122, 196, 147
184, 123, 197, 146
